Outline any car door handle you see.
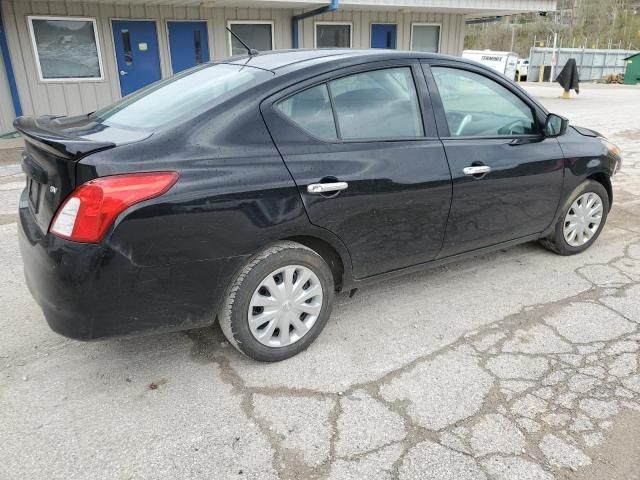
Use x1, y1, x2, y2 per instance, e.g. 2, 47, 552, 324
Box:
119, 70, 128, 76
307, 182, 349, 194
463, 166, 492, 176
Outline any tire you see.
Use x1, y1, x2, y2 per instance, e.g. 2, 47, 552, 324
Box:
219, 241, 335, 362
539, 179, 610, 256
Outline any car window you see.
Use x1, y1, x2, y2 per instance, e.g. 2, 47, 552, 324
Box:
91, 63, 272, 130
432, 67, 537, 137
276, 84, 338, 140
328, 67, 424, 140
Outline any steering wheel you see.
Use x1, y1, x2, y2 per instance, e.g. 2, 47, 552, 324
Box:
455, 114, 473, 136
497, 119, 527, 136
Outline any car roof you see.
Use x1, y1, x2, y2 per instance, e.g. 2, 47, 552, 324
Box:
223, 49, 460, 72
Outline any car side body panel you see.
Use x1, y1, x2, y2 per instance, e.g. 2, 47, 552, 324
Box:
16, 50, 618, 341
556, 126, 617, 204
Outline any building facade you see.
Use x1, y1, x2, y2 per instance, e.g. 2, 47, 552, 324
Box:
0, 0, 555, 133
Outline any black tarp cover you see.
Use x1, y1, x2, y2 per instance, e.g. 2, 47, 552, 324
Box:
556, 58, 580, 94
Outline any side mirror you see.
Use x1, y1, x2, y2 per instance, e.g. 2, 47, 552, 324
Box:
544, 113, 569, 137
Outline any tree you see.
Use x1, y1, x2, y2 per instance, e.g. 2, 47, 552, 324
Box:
465, 0, 640, 57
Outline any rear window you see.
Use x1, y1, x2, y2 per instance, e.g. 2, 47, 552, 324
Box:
91, 63, 272, 130
276, 84, 338, 140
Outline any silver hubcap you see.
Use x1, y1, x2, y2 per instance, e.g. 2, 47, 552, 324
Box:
563, 192, 604, 247
248, 265, 323, 348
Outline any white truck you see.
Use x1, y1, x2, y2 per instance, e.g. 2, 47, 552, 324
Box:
517, 58, 530, 81
462, 50, 519, 81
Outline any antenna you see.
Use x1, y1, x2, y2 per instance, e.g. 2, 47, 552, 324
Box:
226, 27, 260, 56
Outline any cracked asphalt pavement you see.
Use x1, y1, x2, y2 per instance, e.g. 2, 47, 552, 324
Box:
1, 83, 640, 480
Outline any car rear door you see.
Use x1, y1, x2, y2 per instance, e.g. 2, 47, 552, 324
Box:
262, 60, 452, 279
421, 60, 565, 258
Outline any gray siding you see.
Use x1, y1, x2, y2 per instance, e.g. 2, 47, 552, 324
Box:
0, 44, 15, 132
297, 9, 465, 54
0, 0, 465, 119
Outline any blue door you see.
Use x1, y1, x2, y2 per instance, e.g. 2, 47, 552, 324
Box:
167, 21, 209, 74
112, 20, 162, 96
371, 24, 397, 49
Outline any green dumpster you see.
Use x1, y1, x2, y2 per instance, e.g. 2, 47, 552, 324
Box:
623, 52, 640, 85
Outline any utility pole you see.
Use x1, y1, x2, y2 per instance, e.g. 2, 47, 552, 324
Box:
550, 30, 558, 82
510, 25, 516, 52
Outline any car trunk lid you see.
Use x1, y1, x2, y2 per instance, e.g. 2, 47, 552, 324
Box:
14, 114, 150, 234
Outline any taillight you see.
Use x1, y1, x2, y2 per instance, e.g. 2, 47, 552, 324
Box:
50, 172, 179, 243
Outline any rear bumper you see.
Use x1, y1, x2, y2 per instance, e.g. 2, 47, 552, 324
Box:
18, 190, 244, 340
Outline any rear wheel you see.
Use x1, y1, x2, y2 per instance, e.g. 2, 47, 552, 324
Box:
219, 241, 334, 362
539, 179, 609, 255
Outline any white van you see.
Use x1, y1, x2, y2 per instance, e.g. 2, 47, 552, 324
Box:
517, 59, 530, 81
462, 50, 519, 80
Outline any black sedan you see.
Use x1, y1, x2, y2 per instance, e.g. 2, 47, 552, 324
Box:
16, 49, 622, 362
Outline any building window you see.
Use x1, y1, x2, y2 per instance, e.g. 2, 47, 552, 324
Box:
315, 22, 352, 48
228, 21, 273, 56
28, 16, 103, 81
411, 24, 440, 53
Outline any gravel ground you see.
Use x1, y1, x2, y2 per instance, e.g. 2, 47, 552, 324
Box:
1, 83, 639, 480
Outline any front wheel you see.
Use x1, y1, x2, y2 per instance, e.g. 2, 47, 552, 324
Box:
539, 179, 609, 255
219, 241, 334, 362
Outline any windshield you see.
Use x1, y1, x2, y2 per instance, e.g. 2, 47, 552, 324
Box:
91, 63, 273, 130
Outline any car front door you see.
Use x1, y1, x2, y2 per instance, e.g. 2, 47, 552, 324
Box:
262, 61, 452, 279
422, 61, 565, 258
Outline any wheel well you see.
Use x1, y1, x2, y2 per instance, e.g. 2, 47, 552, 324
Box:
587, 172, 613, 209
285, 235, 345, 290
